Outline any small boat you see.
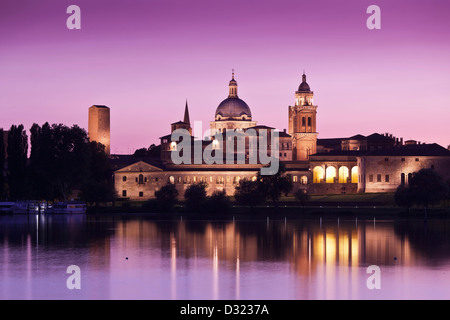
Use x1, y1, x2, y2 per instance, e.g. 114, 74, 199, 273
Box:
0, 202, 15, 213
12, 200, 45, 214
50, 201, 87, 214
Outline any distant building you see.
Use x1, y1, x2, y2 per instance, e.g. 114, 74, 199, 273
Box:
88, 105, 110, 155
357, 143, 450, 193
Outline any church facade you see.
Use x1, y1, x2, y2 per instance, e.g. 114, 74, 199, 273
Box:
94, 72, 450, 200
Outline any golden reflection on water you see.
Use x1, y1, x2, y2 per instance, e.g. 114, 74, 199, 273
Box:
1, 214, 450, 299
111, 218, 417, 274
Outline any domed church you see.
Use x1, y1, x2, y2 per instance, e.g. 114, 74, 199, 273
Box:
105, 70, 450, 200
210, 70, 256, 135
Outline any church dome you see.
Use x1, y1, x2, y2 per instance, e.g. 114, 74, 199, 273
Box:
298, 81, 310, 92
215, 97, 252, 120
297, 72, 311, 92
215, 71, 252, 121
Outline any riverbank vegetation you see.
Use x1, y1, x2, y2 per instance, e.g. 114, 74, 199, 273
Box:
0, 123, 115, 204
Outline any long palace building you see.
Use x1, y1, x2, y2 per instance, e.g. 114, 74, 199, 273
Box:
88, 72, 450, 200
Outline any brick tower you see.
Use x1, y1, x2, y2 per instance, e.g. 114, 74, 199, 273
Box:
88, 105, 110, 155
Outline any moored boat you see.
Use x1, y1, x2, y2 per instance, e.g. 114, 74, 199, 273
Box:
50, 201, 87, 214
0, 202, 15, 213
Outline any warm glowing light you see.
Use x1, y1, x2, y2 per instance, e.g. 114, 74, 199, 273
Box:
313, 166, 324, 183
325, 233, 336, 263
338, 166, 349, 183
351, 166, 358, 183
326, 166, 336, 183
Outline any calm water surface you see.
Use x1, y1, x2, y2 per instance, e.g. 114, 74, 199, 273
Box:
1, 213, 450, 300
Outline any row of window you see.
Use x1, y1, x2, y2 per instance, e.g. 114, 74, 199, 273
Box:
367, 173, 418, 184
368, 174, 390, 183
122, 175, 158, 183
122, 190, 144, 197
121, 174, 310, 186
384, 158, 420, 162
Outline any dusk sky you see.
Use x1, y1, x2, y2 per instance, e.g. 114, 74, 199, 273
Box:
1, 0, 449, 154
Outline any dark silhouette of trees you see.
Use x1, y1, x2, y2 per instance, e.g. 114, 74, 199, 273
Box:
7, 125, 28, 200
154, 183, 179, 212
79, 141, 116, 205
206, 190, 231, 213
295, 189, 310, 208
394, 184, 414, 213
447, 179, 450, 206
234, 179, 265, 209
28, 122, 113, 203
0, 128, 6, 200
409, 168, 448, 219
184, 182, 208, 212
394, 169, 449, 219
133, 144, 160, 158
257, 164, 293, 206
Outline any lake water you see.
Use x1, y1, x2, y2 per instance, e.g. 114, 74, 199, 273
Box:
0, 213, 449, 300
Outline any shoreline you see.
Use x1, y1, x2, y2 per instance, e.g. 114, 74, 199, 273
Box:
85, 204, 450, 220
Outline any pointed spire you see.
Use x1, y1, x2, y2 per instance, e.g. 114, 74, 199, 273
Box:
183, 100, 190, 125
232, 69, 235, 80
302, 70, 306, 83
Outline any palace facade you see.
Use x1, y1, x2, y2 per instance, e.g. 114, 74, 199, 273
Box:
91, 72, 450, 200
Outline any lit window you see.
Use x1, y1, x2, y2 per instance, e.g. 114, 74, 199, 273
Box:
293, 176, 298, 182
301, 176, 308, 184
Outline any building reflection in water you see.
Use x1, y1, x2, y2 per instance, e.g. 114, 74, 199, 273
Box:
1, 214, 450, 299
109, 216, 431, 299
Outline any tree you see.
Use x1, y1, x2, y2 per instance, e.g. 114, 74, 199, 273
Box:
447, 179, 450, 207
79, 141, 116, 205
29, 123, 113, 203
408, 168, 449, 219
154, 183, 179, 212
234, 179, 265, 210
295, 189, 310, 208
394, 184, 414, 213
257, 163, 293, 206
29, 122, 56, 200
0, 128, 7, 200
184, 182, 208, 212
206, 190, 231, 213
7, 125, 28, 200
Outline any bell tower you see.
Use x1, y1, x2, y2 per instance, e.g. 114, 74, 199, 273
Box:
288, 72, 318, 160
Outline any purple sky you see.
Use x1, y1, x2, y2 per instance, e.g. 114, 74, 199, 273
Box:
1, 0, 449, 153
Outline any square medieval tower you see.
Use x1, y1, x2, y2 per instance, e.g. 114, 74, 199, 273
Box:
88, 105, 110, 155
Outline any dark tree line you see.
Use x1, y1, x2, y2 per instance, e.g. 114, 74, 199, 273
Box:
0, 123, 115, 204
395, 168, 449, 219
